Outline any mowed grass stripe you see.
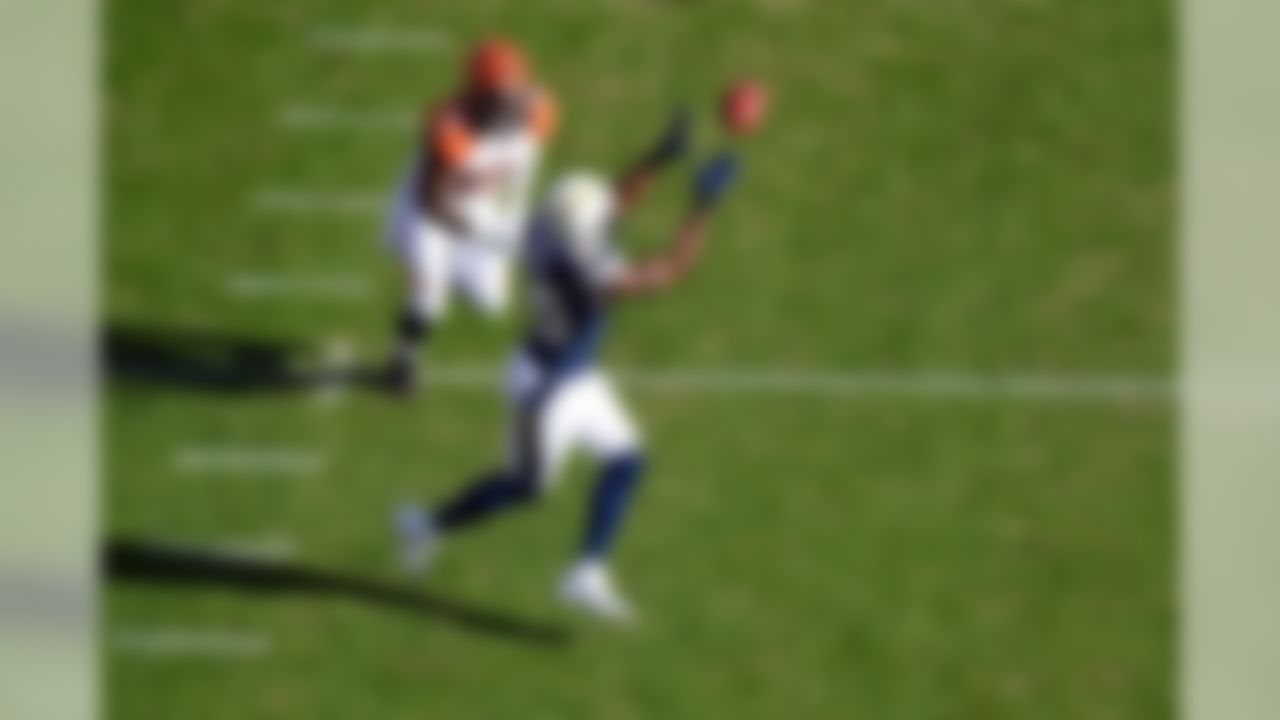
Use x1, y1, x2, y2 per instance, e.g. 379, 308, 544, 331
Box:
305, 27, 451, 53
277, 105, 417, 132
113, 629, 271, 658
249, 189, 386, 216
427, 366, 1170, 402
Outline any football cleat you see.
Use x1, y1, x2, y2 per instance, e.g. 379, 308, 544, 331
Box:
394, 504, 440, 575
559, 560, 635, 625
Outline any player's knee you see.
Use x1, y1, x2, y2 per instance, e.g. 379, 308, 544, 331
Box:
473, 290, 509, 319
507, 470, 547, 504
407, 289, 444, 323
604, 452, 646, 485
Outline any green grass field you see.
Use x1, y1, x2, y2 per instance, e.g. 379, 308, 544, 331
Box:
105, 1, 1173, 717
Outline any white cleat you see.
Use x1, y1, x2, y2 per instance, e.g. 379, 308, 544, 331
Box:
559, 561, 635, 625
394, 504, 440, 576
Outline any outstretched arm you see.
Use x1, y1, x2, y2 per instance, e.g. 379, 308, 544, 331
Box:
614, 109, 693, 217
606, 152, 741, 299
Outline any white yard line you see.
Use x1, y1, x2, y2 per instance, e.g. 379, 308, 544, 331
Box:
306, 27, 451, 53
313, 336, 357, 408
277, 104, 416, 132
226, 271, 372, 301
113, 629, 270, 658
422, 365, 1171, 403
250, 188, 385, 216
173, 446, 325, 476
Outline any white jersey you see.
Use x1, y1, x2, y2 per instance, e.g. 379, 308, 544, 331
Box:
412, 88, 556, 246
448, 126, 540, 241
384, 88, 557, 319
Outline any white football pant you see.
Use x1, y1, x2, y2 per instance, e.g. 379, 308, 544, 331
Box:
506, 351, 642, 491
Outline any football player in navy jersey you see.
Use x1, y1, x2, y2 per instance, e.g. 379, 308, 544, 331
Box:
396, 112, 741, 623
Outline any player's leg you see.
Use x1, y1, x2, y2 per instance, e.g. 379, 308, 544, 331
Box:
430, 394, 553, 531
558, 371, 646, 623
385, 214, 452, 395
455, 242, 513, 319
395, 354, 576, 572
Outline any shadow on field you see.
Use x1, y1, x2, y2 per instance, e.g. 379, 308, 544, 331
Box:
105, 537, 571, 647
105, 324, 384, 395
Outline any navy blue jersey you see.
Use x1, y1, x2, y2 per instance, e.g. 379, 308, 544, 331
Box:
523, 214, 622, 376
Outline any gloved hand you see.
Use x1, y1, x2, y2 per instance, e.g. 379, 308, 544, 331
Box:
647, 107, 693, 167
693, 151, 741, 210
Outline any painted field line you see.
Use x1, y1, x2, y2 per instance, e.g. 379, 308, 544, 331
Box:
306, 27, 450, 53
173, 446, 325, 476
278, 104, 416, 132
313, 336, 358, 408
615, 369, 1171, 402
226, 271, 372, 301
113, 628, 269, 658
251, 188, 384, 216
422, 366, 1171, 403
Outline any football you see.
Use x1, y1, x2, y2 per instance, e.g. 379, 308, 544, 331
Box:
721, 78, 769, 135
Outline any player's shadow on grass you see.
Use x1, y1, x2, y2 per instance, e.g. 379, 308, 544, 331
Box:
105, 537, 570, 647
105, 324, 383, 395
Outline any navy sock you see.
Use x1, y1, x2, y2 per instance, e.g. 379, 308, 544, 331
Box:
436, 470, 538, 532
582, 454, 646, 560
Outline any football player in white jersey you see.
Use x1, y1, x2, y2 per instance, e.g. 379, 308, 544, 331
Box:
383, 37, 557, 395
396, 112, 742, 624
